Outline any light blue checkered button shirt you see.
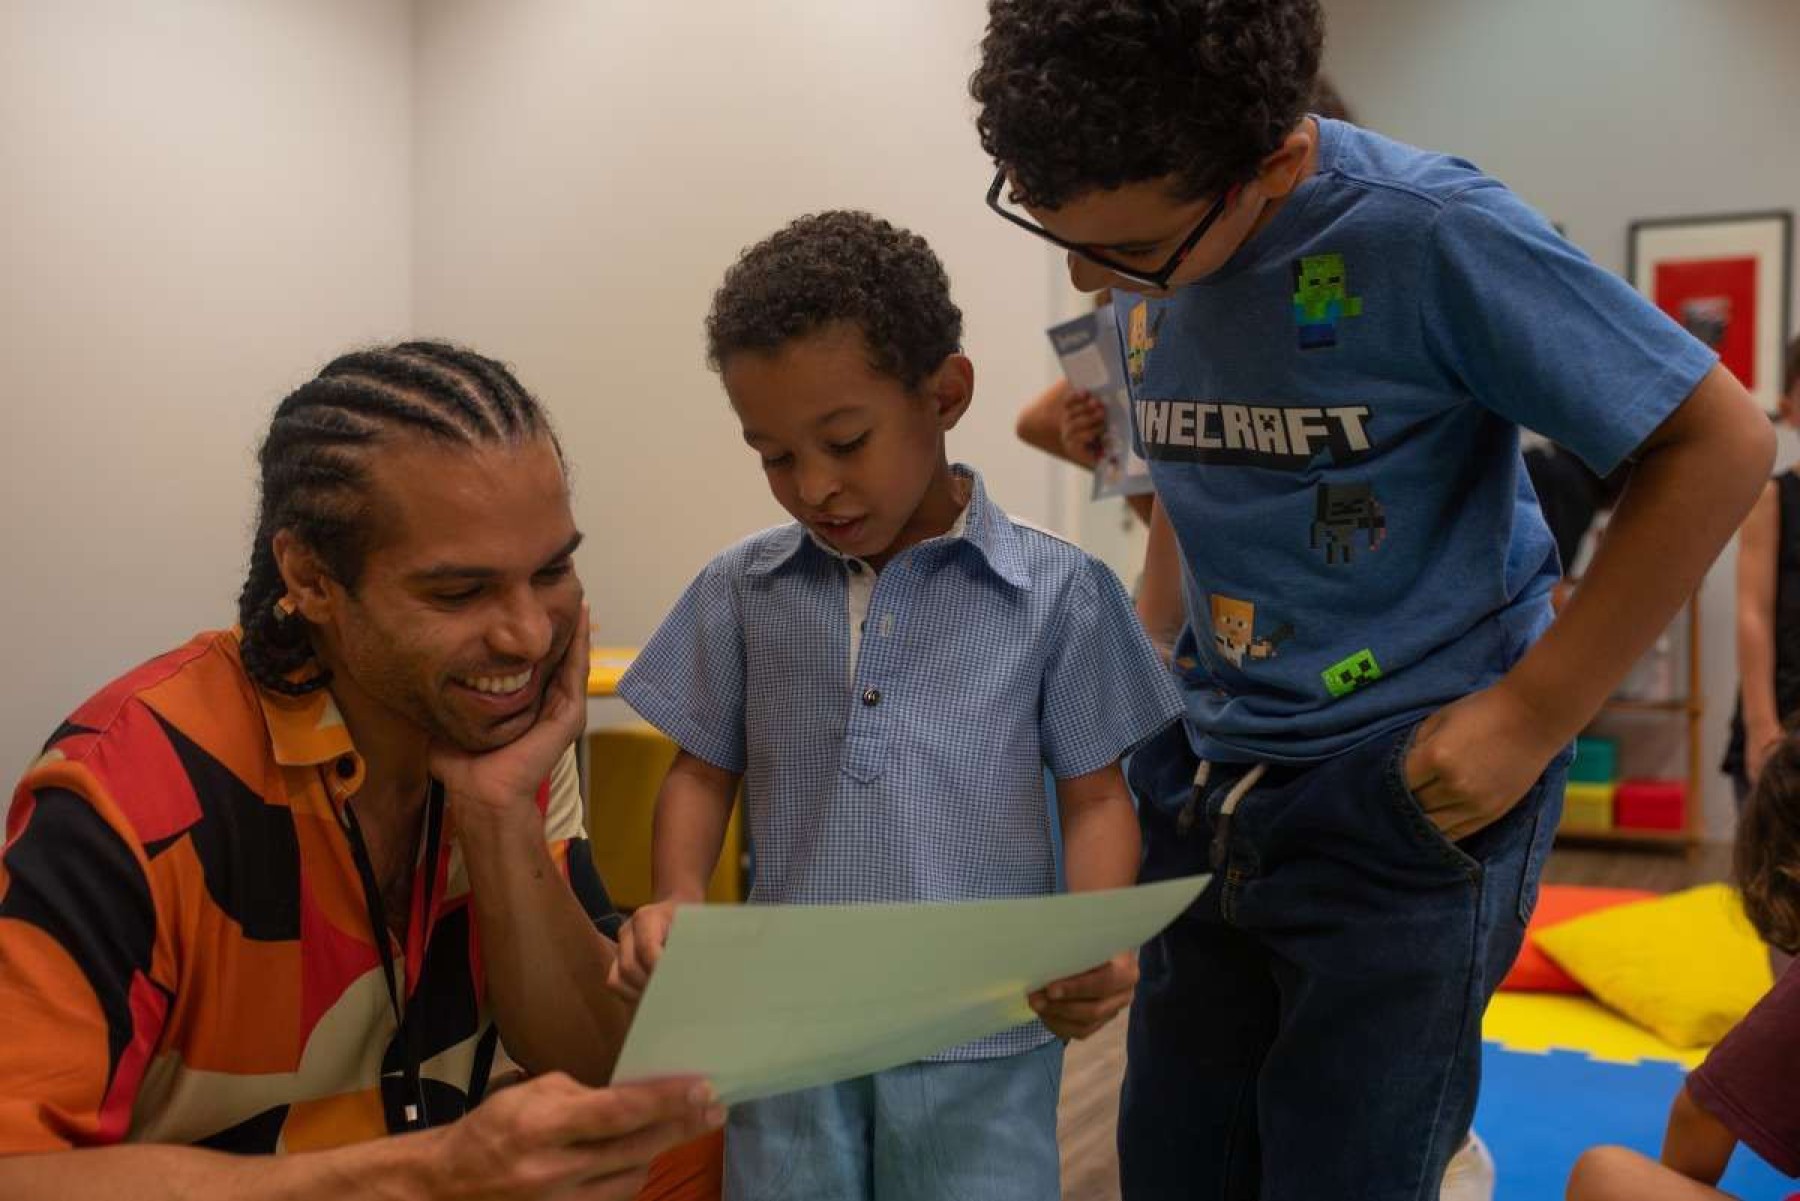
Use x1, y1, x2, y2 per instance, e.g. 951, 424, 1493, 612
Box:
618, 468, 1183, 1059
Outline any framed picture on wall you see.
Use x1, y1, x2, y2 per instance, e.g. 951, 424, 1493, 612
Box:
1628, 210, 1792, 414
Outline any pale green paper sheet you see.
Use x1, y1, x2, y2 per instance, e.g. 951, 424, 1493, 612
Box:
611, 874, 1209, 1104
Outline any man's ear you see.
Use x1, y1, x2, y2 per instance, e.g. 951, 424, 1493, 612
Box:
924, 354, 976, 432
271, 529, 337, 623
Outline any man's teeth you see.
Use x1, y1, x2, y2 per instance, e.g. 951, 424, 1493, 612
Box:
461, 670, 532, 694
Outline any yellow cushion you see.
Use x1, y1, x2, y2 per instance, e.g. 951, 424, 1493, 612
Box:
1534, 883, 1773, 1048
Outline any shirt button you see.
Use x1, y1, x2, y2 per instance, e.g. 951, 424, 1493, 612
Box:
861, 687, 881, 707
335, 755, 357, 780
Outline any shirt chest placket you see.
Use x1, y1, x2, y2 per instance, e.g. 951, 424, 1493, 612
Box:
840, 555, 901, 783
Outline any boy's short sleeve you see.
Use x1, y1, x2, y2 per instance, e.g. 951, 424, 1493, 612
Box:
1421, 185, 1718, 476
617, 558, 748, 774
1039, 559, 1184, 780
1685, 959, 1800, 1177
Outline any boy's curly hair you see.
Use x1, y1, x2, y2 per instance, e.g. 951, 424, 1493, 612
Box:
705, 211, 963, 392
1736, 732, 1800, 954
969, 0, 1324, 209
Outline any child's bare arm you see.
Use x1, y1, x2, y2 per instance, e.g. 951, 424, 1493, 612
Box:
650, 750, 741, 903
607, 750, 740, 1000
1661, 1083, 1739, 1187
1406, 364, 1775, 839
1510, 362, 1771, 733
1016, 380, 1077, 460
1135, 498, 1185, 662
1030, 762, 1142, 1040
1055, 761, 1141, 894
1565, 1145, 1737, 1201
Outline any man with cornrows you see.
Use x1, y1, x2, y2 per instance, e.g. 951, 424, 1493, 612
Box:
0, 342, 721, 1199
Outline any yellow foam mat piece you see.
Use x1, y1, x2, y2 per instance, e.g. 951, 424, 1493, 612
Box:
1483, 991, 1706, 1068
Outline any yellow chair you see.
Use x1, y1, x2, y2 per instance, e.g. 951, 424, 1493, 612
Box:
585, 721, 745, 909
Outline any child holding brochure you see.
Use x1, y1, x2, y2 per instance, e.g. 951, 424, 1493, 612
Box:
610, 210, 1182, 1201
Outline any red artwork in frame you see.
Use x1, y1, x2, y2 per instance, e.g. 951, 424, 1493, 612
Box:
1653, 256, 1759, 390
1629, 210, 1792, 413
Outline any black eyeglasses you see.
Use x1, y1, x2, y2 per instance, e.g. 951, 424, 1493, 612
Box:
985, 168, 1231, 291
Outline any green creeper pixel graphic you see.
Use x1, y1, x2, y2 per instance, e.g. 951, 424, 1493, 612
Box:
1292, 252, 1363, 350
1322, 648, 1382, 698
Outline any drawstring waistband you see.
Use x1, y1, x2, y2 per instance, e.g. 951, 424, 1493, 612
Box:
1177, 759, 1267, 870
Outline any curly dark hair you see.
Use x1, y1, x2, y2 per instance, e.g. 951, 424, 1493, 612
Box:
238, 342, 558, 696
970, 0, 1324, 209
1736, 731, 1800, 954
705, 210, 963, 392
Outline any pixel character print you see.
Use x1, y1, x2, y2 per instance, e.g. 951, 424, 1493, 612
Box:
1292, 253, 1363, 350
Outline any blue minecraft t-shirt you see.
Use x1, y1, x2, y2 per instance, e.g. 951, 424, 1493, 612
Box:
1121, 118, 1716, 763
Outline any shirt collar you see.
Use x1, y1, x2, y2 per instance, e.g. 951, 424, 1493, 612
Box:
743, 466, 1032, 590
240, 632, 368, 804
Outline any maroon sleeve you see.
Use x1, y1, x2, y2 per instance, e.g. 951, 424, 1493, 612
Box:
1685, 958, 1800, 1178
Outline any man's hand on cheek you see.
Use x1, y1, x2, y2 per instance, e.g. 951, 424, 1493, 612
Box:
432, 601, 591, 824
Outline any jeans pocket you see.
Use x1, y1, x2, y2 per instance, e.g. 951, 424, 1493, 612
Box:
1381, 722, 1481, 877
725, 1093, 812, 1201
1515, 756, 1569, 924
916, 1051, 1062, 1201
1038, 1039, 1066, 1098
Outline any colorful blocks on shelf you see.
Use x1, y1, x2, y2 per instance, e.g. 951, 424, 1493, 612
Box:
1614, 778, 1685, 832
1569, 736, 1619, 785
1560, 781, 1616, 831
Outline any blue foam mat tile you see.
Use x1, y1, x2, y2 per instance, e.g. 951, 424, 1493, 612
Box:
1477, 1042, 1791, 1199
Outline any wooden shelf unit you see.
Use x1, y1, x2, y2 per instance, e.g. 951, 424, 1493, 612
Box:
1555, 597, 1704, 855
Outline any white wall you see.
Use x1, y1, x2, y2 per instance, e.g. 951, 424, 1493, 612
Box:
1321, 0, 1800, 840
411, 0, 1066, 648
0, 0, 414, 799
16, 1, 1786, 842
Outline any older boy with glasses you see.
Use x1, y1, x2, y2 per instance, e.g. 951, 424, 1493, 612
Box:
972, 3, 1775, 1198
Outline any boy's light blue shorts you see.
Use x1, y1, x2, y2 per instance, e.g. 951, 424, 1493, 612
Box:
725, 1039, 1063, 1201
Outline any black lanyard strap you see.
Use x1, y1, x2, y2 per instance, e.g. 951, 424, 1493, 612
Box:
341, 782, 445, 1131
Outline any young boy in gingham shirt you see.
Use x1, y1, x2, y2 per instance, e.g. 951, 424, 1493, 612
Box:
610, 210, 1182, 1201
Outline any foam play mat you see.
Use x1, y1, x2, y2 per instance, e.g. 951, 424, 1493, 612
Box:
1478, 992, 1793, 1198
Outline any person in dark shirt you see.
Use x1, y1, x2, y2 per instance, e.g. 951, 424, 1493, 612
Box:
1723, 335, 1800, 800
1567, 733, 1800, 1198
1523, 441, 1630, 575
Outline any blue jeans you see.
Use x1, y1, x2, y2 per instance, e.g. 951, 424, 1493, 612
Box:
724, 1040, 1063, 1201
1120, 721, 1568, 1201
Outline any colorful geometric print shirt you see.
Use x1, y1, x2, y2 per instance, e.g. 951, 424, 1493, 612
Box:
1118, 118, 1718, 765
618, 468, 1183, 1061
0, 629, 617, 1153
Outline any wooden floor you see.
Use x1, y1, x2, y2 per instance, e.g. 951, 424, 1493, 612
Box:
1054, 841, 1735, 1201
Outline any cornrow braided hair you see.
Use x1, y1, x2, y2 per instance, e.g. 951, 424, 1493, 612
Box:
238, 341, 557, 696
